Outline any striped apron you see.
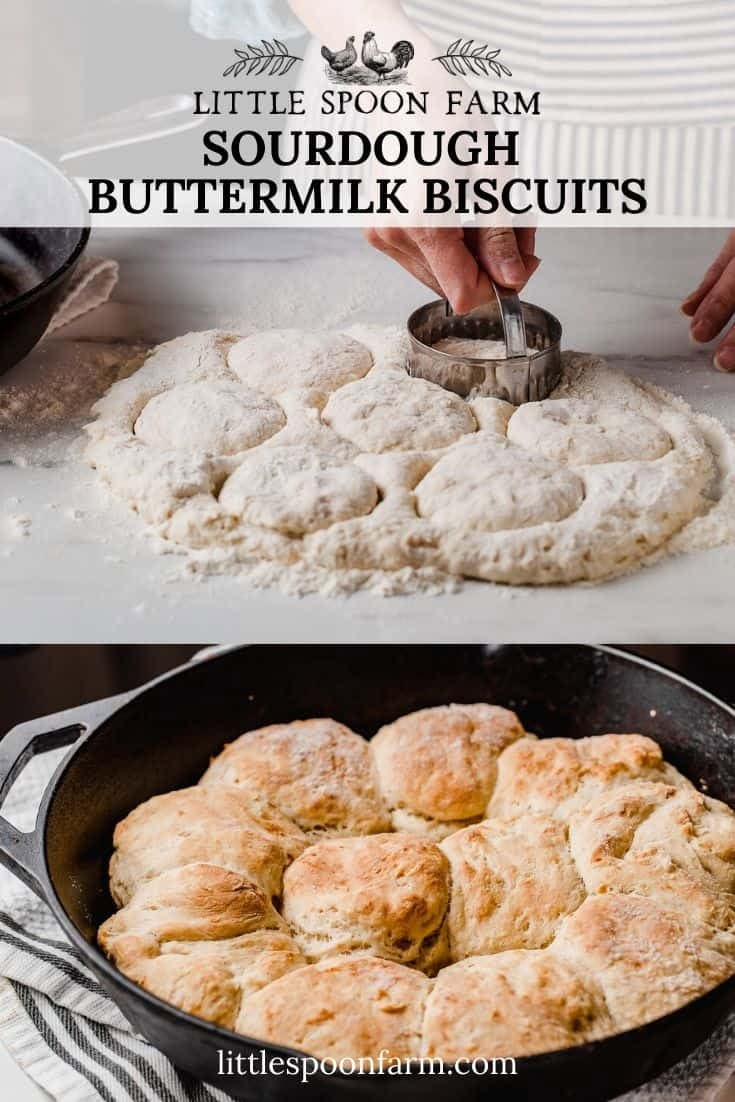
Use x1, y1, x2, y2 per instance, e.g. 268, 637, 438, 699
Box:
303, 0, 735, 220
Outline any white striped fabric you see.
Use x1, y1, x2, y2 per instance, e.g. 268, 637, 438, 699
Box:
0, 918, 232, 1102
404, 0, 735, 219
518, 120, 735, 221
406, 0, 735, 125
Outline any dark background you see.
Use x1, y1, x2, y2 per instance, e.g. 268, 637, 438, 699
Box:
0, 646, 732, 733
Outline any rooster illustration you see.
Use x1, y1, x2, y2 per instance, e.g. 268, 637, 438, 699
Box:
361, 31, 415, 81
321, 36, 358, 75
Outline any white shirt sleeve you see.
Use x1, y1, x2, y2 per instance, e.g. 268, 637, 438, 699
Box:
189, 0, 304, 41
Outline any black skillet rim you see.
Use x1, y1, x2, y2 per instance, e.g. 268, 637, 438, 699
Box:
0, 138, 91, 319
30, 644, 735, 1081
0, 223, 91, 319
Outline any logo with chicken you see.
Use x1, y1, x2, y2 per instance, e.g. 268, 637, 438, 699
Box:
321, 31, 415, 85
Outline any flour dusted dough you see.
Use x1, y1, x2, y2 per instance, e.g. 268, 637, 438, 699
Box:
228, 329, 372, 395
508, 399, 672, 465
134, 382, 285, 455
219, 446, 378, 536
415, 440, 585, 533
323, 372, 477, 453
433, 337, 534, 360
86, 328, 725, 591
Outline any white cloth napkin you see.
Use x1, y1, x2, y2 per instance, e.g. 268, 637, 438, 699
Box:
0, 744, 733, 1102
45, 256, 119, 335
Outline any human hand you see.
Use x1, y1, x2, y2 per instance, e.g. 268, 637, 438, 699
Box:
681, 231, 735, 371
363, 226, 540, 315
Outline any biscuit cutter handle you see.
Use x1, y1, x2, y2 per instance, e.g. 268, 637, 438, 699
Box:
493, 282, 529, 361
444, 280, 529, 361
0, 692, 134, 899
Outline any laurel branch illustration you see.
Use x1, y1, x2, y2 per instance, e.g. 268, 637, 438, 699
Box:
433, 40, 512, 79
223, 40, 302, 78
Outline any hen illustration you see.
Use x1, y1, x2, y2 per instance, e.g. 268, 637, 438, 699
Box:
362, 31, 415, 81
321, 36, 358, 74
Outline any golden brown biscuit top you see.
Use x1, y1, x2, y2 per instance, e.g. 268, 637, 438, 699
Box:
568, 781, 735, 929
282, 833, 451, 971
553, 892, 735, 1029
200, 718, 389, 836
99, 716, 735, 1062
109, 784, 307, 906
99, 862, 284, 954
441, 814, 586, 957
235, 955, 430, 1061
488, 732, 691, 820
371, 703, 527, 824
422, 950, 614, 1061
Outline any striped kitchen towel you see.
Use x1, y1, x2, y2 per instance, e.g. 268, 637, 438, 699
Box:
0, 744, 733, 1101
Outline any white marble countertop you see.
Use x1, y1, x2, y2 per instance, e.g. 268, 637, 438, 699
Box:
1, 226, 734, 643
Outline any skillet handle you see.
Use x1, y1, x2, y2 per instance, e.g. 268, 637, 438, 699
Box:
0, 692, 133, 901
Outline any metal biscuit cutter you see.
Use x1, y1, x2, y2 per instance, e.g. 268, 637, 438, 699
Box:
407, 282, 562, 405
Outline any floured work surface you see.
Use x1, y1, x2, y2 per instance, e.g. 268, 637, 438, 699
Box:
84, 327, 735, 596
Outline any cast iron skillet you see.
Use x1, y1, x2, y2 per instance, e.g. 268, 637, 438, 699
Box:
0, 645, 733, 1102
0, 137, 92, 376
0, 226, 90, 377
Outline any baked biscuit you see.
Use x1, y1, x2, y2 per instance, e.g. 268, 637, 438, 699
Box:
99, 863, 285, 961
109, 785, 307, 906
441, 815, 585, 958
554, 893, 735, 1031
113, 931, 305, 1030
569, 782, 735, 930
101, 716, 735, 1059
200, 719, 389, 837
371, 704, 527, 839
422, 950, 613, 1060
282, 833, 450, 973
488, 733, 691, 821
236, 956, 430, 1060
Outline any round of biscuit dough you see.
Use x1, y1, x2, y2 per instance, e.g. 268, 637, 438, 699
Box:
323, 374, 477, 453
507, 398, 672, 465
227, 330, 372, 395
134, 382, 285, 455
281, 833, 451, 972
415, 441, 584, 532
218, 446, 378, 536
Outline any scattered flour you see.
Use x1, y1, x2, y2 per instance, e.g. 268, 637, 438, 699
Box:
81, 326, 735, 596
6, 514, 32, 540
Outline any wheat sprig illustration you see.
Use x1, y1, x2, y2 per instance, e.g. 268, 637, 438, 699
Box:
433, 40, 512, 79
223, 40, 302, 78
